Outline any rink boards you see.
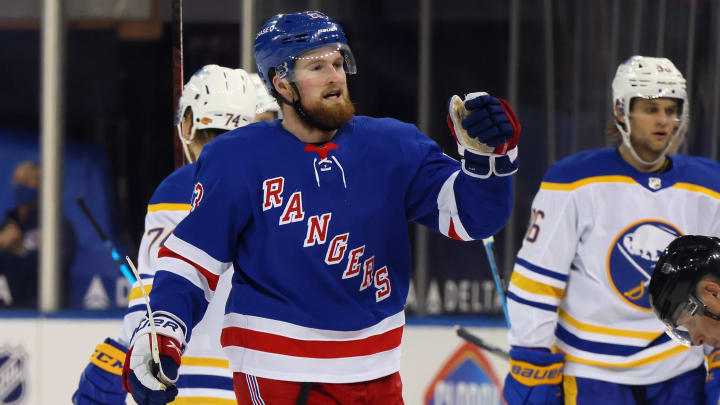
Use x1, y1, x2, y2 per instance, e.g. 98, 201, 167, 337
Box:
0, 315, 509, 405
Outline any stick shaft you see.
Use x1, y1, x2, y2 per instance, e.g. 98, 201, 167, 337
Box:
76, 199, 136, 284
171, 0, 184, 169
126, 256, 160, 365
482, 236, 511, 327
456, 326, 509, 360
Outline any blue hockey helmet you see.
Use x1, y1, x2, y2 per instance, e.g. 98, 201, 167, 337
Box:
254, 11, 357, 95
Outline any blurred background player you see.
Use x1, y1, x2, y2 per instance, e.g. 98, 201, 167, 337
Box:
72, 64, 259, 405
503, 55, 720, 405
121, 10, 521, 405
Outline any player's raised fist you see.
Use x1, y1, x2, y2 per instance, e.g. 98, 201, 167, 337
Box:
447, 92, 521, 178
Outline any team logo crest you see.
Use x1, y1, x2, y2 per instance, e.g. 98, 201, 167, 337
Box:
190, 182, 204, 211
607, 220, 682, 311
424, 342, 503, 405
0, 346, 28, 405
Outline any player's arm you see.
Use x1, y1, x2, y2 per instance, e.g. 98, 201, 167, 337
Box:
73, 191, 189, 404
122, 141, 249, 404
121, 204, 189, 345
406, 92, 519, 240
503, 185, 579, 405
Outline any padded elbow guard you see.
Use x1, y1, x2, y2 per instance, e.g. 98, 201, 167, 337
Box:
503, 347, 564, 405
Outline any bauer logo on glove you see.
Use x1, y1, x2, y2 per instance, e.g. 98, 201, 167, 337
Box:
447, 92, 521, 178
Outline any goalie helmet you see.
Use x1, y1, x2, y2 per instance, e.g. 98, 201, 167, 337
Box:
649, 235, 720, 346
253, 11, 357, 95
611, 56, 688, 165
250, 73, 280, 117
176, 65, 257, 163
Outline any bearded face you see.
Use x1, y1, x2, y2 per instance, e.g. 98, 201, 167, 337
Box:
288, 46, 355, 131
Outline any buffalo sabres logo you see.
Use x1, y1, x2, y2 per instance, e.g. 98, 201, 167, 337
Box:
607, 220, 682, 311
0, 346, 27, 405
190, 182, 204, 212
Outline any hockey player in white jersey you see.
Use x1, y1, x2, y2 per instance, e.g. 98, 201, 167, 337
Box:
121, 10, 521, 405
72, 64, 258, 405
503, 55, 720, 405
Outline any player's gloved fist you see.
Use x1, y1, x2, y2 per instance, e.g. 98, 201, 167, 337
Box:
122, 334, 181, 405
72, 338, 128, 405
706, 350, 720, 405
503, 347, 564, 405
447, 92, 521, 178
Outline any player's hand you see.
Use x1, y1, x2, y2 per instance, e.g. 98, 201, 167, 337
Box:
72, 338, 127, 405
503, 347, 564, 405
121, 334, 181, 405
447, 92, 521, 178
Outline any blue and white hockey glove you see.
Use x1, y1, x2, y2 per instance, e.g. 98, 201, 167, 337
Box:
706, 349, 720, 405
72, 338, 127, 405
447, 92, 521, 178
122, 313, 186, 405
503, 347, 564, 405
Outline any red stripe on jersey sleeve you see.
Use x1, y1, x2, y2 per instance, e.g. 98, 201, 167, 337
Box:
158, 246, 219, 291
220, 326, 404, 359
447, 218, 462, 240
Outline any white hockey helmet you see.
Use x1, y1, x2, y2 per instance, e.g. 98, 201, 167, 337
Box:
611, 56, 688, 164
250, 73, 281, 118
176, 65, 258, 162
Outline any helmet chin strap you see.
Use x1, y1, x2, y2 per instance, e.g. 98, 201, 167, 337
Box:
615, 117, 673, 167
176, 122, 197, 164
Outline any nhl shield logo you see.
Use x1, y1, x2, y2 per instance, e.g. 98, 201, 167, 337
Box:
0, 346, 28, 405
424, 342, 503, 404
648, 177, 662, 190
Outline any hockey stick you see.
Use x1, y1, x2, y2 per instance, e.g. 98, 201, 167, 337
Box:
482, 236, 511, 327
455, 325, 509, 360
172, 0, 184, 169
76, 198, 136, 284
125, 256, 162, 380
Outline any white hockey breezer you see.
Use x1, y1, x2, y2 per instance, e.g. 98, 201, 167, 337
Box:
612, 56, 688, 165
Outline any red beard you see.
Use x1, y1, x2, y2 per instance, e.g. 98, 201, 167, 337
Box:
302, 92, 355, 131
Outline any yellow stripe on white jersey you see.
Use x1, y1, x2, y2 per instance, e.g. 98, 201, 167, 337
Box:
540, 175, 636, 191
558, 309, 662, 341
148, 203, 191, 212
128, 283, 153, 302
555, 343, 689, 368
510, 271, 565, 299
672, 182, 720, 200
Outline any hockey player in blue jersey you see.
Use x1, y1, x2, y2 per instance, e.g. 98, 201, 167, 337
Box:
121, 11, 521, 405
71, 65, 260, 405
503, 55, 720, 405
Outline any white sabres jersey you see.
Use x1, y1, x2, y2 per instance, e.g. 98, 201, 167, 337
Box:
121, 163, 236, 403
508, 148, 720, 385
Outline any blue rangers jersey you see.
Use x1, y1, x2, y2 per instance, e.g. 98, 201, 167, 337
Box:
508, 147, 720, 385
122, 163, 236, 403
140, 116, 513, 383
